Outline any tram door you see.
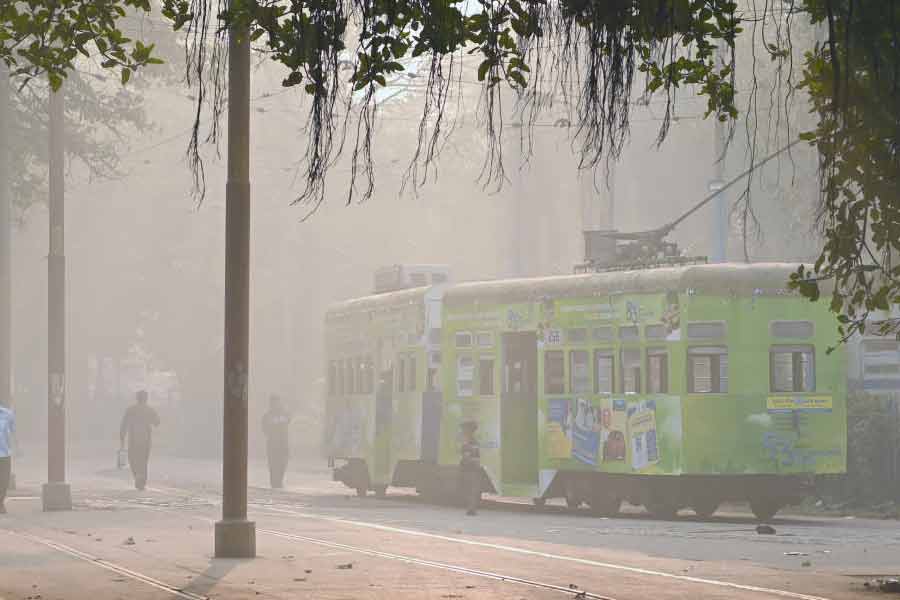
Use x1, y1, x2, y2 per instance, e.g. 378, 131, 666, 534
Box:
374, 368, 393, 484
501, 332, 539, 485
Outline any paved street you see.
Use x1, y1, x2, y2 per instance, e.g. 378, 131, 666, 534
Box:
2, 451, 898, 600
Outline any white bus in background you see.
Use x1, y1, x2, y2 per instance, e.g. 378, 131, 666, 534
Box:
848, 309, 900, 396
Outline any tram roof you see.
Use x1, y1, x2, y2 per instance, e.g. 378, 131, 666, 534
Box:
444, 262, 810, 307
326, 286, 430, 319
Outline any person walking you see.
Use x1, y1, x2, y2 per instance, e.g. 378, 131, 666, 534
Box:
0, 403, 15, 514
459, 420, 482, 516
261, 394, 291, 489
119, 390, 160, 490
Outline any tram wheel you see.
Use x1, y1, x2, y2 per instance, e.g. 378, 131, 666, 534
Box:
374, 485, 388, 499
691, 498, 720, 519
749, 498, 781, 522
565, 495, 582, 509
532, 497, 547, 507
355, 486, 368, 498
588, 494, 621, 517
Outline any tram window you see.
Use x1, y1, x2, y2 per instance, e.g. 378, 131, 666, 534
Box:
408, 356, 417, 392
354, 357, 363, 394
645, 324, 667, 340
328, 362, 337, 396
593, 326, 614, 341
647, 348, 669, 393
620, 349, 641, 394
544, 351, 566, 394
570, 350, 591, 393
476, 331, 494, 347
771, 321, 814, 339
593, 351, 614, 394
770, 345, 815, 392
364, 356, 374, 394
688, 347, 729, 393
455, 332, 473, 348
687, 322, 727, 340
567, 328, 588, 344
619, 326, 639, 341
479, 358, 495, 395
457, 355, 475, 397
427, 368, 439, 392
345, 359, 355, 394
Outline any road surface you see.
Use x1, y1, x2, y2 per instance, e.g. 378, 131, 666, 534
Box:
1, 451, 896, 600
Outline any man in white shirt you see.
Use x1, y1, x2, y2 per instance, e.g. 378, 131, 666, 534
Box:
0, 403, 15, 514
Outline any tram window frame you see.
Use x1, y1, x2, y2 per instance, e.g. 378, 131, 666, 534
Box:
479, 357, 495, 396
770, 345, 815, 393
457, 354, 475, 397
687, 346, 729, 393
544, 350, 566, 394
687, 321, 727, 340
770, 320, 815, 339
408, 355, 417, 392
570, 349, 591, 393
363, 356, 374, 394
593, 326, 614, 342
619, 325, 639, 341
345, 359, 355, 394
328, 361, 338, 396
645, 324, 667, 340
647, 348, 669, 393
567, 328, 589, 344
476, 331, 494, 347
593, 350, 615, 394
455, 331, 473, 348
620, 348, 642, 394
353, 357, 362, 394
397, 357, 406, 393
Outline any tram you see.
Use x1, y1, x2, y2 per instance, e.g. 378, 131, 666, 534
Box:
324, 263, 847, 520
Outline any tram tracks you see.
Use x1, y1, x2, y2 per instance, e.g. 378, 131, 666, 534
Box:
5, 480, 836, 600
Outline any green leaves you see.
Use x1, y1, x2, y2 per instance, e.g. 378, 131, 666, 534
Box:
1, 0, 166, 88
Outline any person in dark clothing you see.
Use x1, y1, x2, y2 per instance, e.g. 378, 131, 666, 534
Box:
459, 420, 481, 516
261, 395, 292, 489
120, 390, 160, 490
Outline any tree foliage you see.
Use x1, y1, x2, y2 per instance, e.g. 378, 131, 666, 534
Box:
161, 0, 741, 207
4, 0, 899, 340
0, 0, 163, 89
789, 0, 900, 341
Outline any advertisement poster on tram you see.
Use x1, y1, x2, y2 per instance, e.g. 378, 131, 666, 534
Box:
627, 400, 660, 471
572, 397, 600, 465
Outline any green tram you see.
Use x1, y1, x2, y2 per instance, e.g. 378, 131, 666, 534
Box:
324, 263, 847, 520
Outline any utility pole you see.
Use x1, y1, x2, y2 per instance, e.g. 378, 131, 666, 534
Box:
42, 84, 71, 511
580, 164, 615, 230
509, 122, 524, 278
709, 44, 728, 263
214, 2, 256, 558
0, 65, 11, 408
0, 63, 12, 490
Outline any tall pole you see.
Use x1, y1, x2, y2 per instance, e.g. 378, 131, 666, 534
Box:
42, 84, 71, 511
0, 64, 12, 490
214, 4, 256, 558
0, 65, 11, 409
709, 44, 728, 263
510, 123, 524, 278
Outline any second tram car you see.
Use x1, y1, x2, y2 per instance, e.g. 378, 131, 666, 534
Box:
324, 263, 847, 519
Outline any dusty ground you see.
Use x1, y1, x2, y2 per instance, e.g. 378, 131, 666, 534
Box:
1, 451, 896, 600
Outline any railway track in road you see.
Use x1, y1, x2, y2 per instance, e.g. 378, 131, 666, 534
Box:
76, 481, 834, 600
